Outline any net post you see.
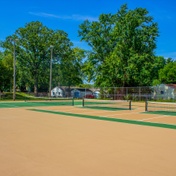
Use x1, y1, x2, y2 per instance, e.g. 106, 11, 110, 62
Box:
129, 100, 132, 110
82, 98, 85, 107
72, 97, 74, 106
145, 101, 148, 111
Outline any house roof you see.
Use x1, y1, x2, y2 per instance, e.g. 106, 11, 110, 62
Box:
72, 88, 92, 92
51, 86, 64, 91
166, 84, 176, 89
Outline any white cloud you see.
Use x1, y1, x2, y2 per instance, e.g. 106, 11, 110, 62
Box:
29, 12, 98, 22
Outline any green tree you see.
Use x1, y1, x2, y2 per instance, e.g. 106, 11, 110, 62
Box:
0, 52, 13, 91
159, 61, 176, 84
152, 56, 166, 85
0, 52, 5, 91
59, 47, 85, 87
165, 57, 173, 64
79, 4, 159, 87
2, 21, 81, 95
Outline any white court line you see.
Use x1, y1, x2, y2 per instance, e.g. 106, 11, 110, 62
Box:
35, 108, 107, 118
107, 111, 141, 117
32, 107, 176, 127
32, 108, 148, 121
36, 107, 111, 117
68, 106, 118, 114
79, 109, 136, 116
38, 107, 140, 119
36, 105, 143, 118
50, 107, 172, 122
139, 115, 169, 122
42, 105, 141, 116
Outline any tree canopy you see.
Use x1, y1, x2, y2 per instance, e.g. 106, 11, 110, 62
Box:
159, 61, 176, 84
79, 4, 159, 87
1, 21, 85, 94
0, 52, 13, 91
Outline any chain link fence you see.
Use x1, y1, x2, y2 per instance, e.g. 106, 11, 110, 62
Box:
68, 86, 176, 101
1, 85, 176, 101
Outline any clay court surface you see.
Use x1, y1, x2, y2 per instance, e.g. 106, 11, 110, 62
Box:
0, 102, 176, 176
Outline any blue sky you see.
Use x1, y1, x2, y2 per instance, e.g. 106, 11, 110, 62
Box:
0, 0, 176, 59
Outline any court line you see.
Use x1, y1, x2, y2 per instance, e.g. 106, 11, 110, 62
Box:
139, 115, 170, 122
28, 108, 176, 130
39, 106, 143, 119
45, 108, 138, 117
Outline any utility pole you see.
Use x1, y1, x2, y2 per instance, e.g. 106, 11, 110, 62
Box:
11, 39, 18, 101
49, 45, 54, 98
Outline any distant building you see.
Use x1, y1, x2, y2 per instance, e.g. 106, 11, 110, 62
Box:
71, 88, 93, 98
51, 87, 64, 97
152, 84, 176, 100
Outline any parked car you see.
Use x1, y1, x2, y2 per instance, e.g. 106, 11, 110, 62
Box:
84, 94, 94, 99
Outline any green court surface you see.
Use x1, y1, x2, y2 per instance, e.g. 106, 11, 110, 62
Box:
145, 111, 176, 116
0, 100, 76, 108
29, 109, 176, 130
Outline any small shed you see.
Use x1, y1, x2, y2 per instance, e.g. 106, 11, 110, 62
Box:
71, 88, 93, 98
51, 87, 64, 97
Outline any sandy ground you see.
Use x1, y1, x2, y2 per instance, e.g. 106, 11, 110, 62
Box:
0, 107, 176, 176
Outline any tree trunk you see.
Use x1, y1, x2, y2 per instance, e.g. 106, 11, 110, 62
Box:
34, 77, 38, 96
67, 85, 71, 97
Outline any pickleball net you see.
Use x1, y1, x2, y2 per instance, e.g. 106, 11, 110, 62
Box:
24, 97, 74, 106
82, 98, 132, 111
145, 101, 176, 114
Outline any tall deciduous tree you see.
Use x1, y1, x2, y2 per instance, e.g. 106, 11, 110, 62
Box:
59, 47, 85, 87
79, 4, 159, 87
2, 21, 83, 94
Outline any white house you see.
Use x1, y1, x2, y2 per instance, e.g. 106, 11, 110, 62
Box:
71, 88, 93, 98
51, 87, 64, 97
152, 84, 176, 100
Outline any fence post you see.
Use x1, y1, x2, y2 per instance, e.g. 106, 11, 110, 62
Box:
145, 101, 148, 111
72, 97, 74, 106
129, 100, 132, 110
82, 98, 84, 107
139, 87, 141, 101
